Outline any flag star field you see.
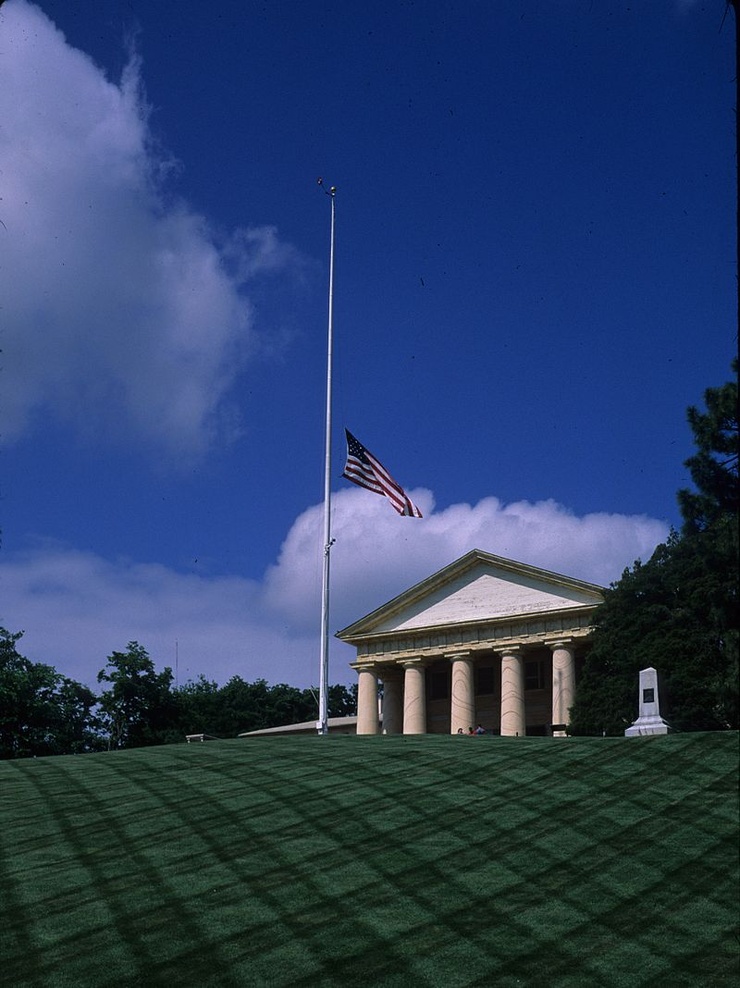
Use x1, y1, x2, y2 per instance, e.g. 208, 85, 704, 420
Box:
343, 429, 423, 517
0, 0, 735, 690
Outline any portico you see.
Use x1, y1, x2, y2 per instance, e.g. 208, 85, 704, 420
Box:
338, 549, 604, 736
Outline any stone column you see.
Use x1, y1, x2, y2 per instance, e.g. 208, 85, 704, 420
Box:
498, 649, 525, 736
402, 661, 427, 734
449, 652, 475, 734
381, 670, 404, 735
549, 640, 575, 736
356, 666, 380, 735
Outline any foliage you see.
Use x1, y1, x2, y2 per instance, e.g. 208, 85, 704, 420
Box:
0, 625, 357, 756
571, 364, 738, 735
173, 675, 223, 735
327, 682, 357, 718
152, 674, 312, 740
51, 676, 102, 754
0, 628, 358, 756
175, 677, 357, 737
97, 641, 179, 749
0, 628, 101, 758
678, 360, 739, 532
570, 534, 735, 734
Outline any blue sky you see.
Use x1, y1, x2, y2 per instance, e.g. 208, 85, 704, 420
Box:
0, 0, 736, 691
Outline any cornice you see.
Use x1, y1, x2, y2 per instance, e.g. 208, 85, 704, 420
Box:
347, 606, 597, 666
339, 601, 599, 647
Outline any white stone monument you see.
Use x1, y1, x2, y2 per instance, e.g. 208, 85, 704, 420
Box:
625, 666, 671, 736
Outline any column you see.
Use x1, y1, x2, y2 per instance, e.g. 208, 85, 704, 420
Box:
498, 648, 525, 736
381, 670, 404, 735
549, 641, 575, 736
402, 660, 427, 734
449, 652, 475, 734
356, 666, 380, 735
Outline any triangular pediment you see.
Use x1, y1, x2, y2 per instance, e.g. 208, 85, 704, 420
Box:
337, 549, 604, 641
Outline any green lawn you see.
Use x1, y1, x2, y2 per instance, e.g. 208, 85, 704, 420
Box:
1, 732, 737, 987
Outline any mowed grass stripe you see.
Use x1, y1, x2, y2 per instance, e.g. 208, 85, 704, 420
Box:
1, 733, 737, 987
0, 736, 736, 984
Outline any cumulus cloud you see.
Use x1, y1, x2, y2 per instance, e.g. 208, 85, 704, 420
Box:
0, 491, 669, 690
0, 541, 307, 689
0, 0, 299, 458
264, 488, 669, 634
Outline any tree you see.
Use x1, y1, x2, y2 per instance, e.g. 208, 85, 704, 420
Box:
174, 675, 223, 736
570, 534, 735, 734
326, 683, 357, 718
175, 677, 359, 737
678, 362, 739, 532
97, 642, 179, 748
1, 628, 361, 751
187, 677, 317, 736
53, 676, 101, 754
0, 628, 101, 757
570, 365, 738, 734
676, 363, 738, 728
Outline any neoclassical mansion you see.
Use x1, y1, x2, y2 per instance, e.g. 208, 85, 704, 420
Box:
337, 549, 605, 736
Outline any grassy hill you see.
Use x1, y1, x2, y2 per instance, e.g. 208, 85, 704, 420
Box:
1, 732, 737, 987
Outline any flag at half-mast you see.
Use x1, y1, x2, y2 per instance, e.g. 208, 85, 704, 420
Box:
343, 429, 423, 517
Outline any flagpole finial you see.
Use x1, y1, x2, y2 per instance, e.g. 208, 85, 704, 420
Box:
317, 177, 336, 197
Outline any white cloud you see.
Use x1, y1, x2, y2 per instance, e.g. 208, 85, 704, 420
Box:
264, 488, 668, 633
0, 0, 299, 458
0, 491, 669, 690
0, 541, 310, 689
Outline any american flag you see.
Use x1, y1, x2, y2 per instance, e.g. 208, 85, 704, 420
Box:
343, 429, 423, 517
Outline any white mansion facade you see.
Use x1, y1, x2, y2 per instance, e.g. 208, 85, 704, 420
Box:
337, 549, 605, 736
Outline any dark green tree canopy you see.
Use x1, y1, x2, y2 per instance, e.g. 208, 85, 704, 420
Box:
0, 628, 100, 758
97, 642, 179, 749
175, 676, 357, 738
678, 360, 739, 532
571, 364, 738, 735
1, 624, 357, 756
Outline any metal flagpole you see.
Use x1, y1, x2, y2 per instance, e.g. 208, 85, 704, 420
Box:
317, 179, 336, 735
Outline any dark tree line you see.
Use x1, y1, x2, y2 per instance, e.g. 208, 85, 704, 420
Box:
570, 363, 738, 735
0, 629, 99, 757
0, 632, 357, 758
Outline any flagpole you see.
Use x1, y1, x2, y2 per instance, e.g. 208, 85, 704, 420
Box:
318, 180, 336, 736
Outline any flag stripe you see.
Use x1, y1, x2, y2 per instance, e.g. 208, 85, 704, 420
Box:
342, 430, 422, 517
